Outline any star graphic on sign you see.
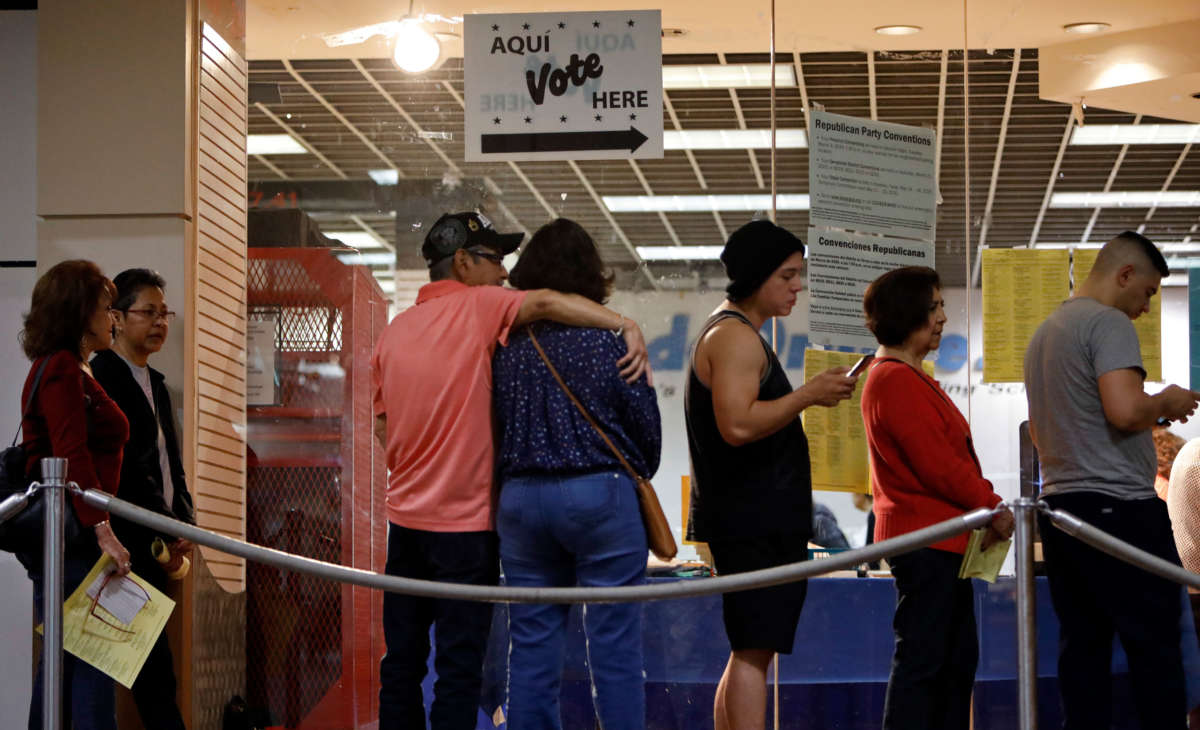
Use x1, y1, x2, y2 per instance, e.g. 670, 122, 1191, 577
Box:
560, 115, 568, 123
493, 117, 501, 125
522, 22, 530, 30
627, 19, 636, 27
592, 20, 601, 28
557, 21, 566, 29
524, 116, 532, 124
594, 114, 603, 121
491, 24, 499, 31
629, 113, 637, 120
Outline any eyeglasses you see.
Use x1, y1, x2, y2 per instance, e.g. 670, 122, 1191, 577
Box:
86, 570, 151, 638
466, 248, 505, 265
124, 308, 177, 323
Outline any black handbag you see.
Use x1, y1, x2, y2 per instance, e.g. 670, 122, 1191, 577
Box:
0, 357, 83, 554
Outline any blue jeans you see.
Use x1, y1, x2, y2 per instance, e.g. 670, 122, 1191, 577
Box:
26, 542, 117, 730
379, 523, 498, 730
498, 471, 647, 730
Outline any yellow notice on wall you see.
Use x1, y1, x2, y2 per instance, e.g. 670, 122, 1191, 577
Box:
1072, 248, 1162, 382
802, 349, 870, 494
982, 248, 1070, 383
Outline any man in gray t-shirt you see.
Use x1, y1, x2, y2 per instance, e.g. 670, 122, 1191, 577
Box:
1024, 231, 1199, 730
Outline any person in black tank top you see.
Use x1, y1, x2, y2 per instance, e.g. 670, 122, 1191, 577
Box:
684, 220, 861, 730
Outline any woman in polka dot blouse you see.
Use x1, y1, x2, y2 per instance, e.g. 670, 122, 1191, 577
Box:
493, 217, 661, 730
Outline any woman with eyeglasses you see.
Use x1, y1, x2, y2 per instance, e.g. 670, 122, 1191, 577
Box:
18, 259, 130, 730
90, 268, 193, 730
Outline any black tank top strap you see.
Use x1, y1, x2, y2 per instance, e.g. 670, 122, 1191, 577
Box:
693, 310, 773, 386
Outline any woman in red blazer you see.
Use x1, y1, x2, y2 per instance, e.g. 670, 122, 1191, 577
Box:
18, 260, 130, 730
859, 266, 1012, 730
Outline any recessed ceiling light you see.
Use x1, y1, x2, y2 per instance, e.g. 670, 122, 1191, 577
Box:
324, 231, 388, 250
1063, 22, 1110, 34
637, 246, 724, 261
664, 129, 808, 150
662, 64, 796, 89
368, 168, 400, 185
336, 252, 395, 266
1070, 124, 1200, 145
247, 134, 306, 155
1049, 191, 1200, 208
874, 25, 922, 36
604, 194, 811, 213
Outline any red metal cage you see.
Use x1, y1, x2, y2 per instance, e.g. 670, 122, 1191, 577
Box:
245, 248, 389, 728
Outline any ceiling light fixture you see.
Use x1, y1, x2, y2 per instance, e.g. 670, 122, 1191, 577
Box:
393, 18, 441, 73
336, 252, 396, 266
874, 25, 922, 36
1049, 191, 1200, 208
1036, 242, 1200, 253
368, 168, 400, 185
247, 134, 306, 155
662, 64, 796, 89
636, 246, 725, 261
1063, 22, 1111, 34
604, 194, 811, 213
1070, 124, 1200, 146
664, 129, 808, 150
325, 232, 389, 250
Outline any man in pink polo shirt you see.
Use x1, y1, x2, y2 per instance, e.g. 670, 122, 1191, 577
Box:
370, 211, 649, 730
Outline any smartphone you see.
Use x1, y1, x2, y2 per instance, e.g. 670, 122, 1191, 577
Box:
848, 354, 875, 377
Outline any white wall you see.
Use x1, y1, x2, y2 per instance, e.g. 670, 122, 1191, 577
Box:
0, 8, 38, 720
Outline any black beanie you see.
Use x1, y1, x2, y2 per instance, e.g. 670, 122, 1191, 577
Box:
721, 220, 806, 300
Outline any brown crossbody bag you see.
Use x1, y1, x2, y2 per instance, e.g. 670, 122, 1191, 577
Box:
526, 328, 678, 560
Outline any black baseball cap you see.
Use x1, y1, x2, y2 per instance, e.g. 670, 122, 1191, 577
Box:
421, 212, 524, 267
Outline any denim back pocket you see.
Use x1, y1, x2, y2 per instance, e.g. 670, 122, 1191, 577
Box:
562, 473, 619, 528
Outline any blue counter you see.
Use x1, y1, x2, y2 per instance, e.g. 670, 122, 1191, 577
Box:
426, 576, 1199, 729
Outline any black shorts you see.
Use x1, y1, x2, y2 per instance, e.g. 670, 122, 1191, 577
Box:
708, 534, 809, 654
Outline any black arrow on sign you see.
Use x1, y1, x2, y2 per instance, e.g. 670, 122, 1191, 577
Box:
481, 126, 648, 154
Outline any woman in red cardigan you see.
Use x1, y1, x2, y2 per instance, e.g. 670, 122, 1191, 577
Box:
18, 259, 130, 730
859, 266, 1012, 730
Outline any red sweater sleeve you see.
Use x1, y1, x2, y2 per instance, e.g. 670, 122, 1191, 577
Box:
867, 365, 1001, 512
24, 352, 127, 526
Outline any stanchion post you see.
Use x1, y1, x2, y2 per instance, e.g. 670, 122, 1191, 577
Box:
40, 456, 67, 730
1013, 497, 1038, 730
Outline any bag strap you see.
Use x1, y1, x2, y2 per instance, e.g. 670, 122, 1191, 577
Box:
525, 327, 643, 483
11, 356, 53, 448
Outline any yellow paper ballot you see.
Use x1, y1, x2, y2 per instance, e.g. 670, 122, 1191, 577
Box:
957, 529, 1011, 583
40, 556, 175, 689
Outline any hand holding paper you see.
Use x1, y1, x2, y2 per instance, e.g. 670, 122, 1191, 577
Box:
39, 555, 175, 689
959, 528, 1012, 583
